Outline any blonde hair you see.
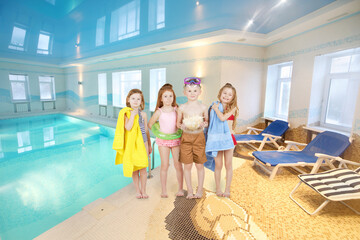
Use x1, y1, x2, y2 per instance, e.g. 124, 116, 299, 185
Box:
217, 83, 238, 130
155, 83, 178, 109
126, 89, 145, 110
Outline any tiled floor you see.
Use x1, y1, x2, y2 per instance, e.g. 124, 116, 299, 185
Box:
35, 157, 249, 240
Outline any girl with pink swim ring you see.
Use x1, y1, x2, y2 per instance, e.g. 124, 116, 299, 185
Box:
148, 84, 184, 198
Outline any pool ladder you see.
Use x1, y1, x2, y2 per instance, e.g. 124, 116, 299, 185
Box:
147, 140, 157, 179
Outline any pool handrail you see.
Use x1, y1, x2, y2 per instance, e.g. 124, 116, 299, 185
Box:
147, 140, 157, 178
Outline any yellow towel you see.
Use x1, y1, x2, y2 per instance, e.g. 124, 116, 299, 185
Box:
112, 107, 148, 177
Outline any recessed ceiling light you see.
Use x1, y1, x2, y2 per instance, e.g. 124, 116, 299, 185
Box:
160, 47, 166, 50
244, 19, 254, 30
280, 0, 286, 4
237, 38, 246, 42
196, 1, 199, 6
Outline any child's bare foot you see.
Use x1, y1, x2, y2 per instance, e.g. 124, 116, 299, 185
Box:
142, 193, 149, 199
136, 193, 142, 199
161, 193, 168, 198
223, 192, 230, 198
186, 193, 194, 199
216, 191, 224, 197
194, 191, 203, 199
176, 189, 185, 197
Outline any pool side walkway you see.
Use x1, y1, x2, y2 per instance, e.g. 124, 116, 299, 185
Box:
35, 157, 252, 240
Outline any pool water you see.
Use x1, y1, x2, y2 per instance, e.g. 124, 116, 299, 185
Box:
0, 114, 160, 240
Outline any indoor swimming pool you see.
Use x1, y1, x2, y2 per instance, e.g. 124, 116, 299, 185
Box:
0, 114, 159, 240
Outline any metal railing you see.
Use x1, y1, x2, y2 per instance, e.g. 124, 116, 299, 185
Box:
147, 140, 157, 178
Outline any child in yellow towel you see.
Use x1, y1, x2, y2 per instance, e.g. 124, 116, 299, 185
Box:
113, 89, 152, 199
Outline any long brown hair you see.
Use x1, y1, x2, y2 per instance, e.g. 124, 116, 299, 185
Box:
217, 83, 239, 130
155, 83, 178, 109
126, 89, 145, 110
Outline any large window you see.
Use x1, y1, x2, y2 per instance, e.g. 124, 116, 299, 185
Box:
39, 76, 55, 101
9, 74, 30, 102
264, 62, 293, 120
110, 0, 140, 42
112, 70, 141, 107
96, 16, 106, 46
320, 49, 360, 131
37, 32, 52, 55
98, 73, 107, 105
276, 63, 292, 118
9, 26, 26, 51
148, 0, 165, 31
149, 68, 166, 111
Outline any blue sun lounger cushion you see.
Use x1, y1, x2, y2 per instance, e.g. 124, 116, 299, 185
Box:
252, 131, 351, 180
234, 120, 289, 151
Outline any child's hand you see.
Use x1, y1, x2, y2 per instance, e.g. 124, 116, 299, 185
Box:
212, 103, 219, 110
131, 108, 139, 116
179, 123, 186, 130
148, 144, 152, 155
201, 121, 208, 128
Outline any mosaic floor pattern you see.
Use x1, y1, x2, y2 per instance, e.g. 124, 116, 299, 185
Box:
165, 190, 267, 240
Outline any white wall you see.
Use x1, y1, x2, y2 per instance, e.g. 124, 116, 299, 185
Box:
220, 43, 265, 132
63, 43, 265, 133
63, 44, 224, 119
0, 59, 66, 116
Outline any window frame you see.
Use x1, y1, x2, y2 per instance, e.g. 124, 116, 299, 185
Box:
98, 73, 107, 105
148, 0, 165, 31
110, 0, 140, 42
9, 74, 30, 103
112, 70, 142, 108
37, 31, 53, 55
96, 16, 106, 47
149, 68, 166, 112
39, 75, 56, 101
320, 51, 360, 132
274, 62, 293, 120
8, 24, 27, 51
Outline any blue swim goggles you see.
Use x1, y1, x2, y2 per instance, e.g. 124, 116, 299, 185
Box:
184, 77, 201, 85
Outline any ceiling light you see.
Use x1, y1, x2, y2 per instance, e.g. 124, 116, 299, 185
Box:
196, 1, 199, 6
280, 0, 286, 4
237, 38, 246, 42
160, 47, 166, 50
244, 19, 253, 30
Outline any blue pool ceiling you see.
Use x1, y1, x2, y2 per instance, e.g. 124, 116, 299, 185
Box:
0, 0, 357, 65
